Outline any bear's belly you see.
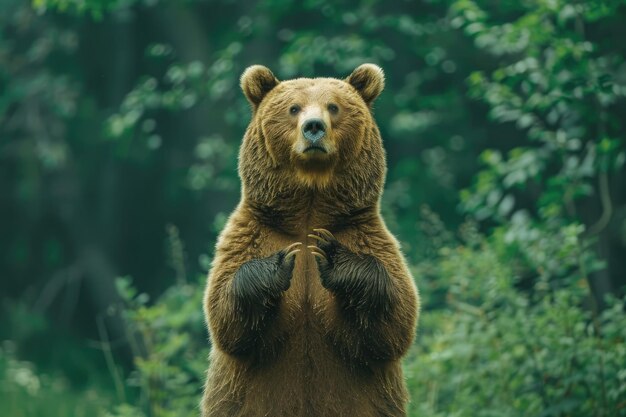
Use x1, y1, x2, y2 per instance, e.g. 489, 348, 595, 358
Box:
205, 326, 397, 417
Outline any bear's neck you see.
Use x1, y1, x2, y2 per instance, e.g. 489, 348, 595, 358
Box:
241, 175, 382, 235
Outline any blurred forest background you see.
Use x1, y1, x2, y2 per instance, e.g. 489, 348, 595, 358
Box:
1, 0, 626, 416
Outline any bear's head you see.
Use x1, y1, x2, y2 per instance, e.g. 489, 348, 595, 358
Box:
239, 64, 386, 210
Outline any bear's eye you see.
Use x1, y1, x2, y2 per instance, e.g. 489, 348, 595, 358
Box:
289, 105, 301, 115
327, 103, 339, 114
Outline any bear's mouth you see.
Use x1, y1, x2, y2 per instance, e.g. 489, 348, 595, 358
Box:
303, 145, 328, 154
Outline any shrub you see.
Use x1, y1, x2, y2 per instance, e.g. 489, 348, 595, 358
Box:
406, 214, 626, 417
106, 276, 209, 417
0, 341, 112, 417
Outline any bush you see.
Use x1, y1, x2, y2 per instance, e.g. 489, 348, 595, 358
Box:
0, 341, 113, 417
106, 276, 208, 417
406, 214, 626, 417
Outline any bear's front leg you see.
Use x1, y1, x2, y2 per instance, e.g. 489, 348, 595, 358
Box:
309, 229, 414, 364
208, 242, 300, 358
232, 242, 301, 327
308, 229, 392, 322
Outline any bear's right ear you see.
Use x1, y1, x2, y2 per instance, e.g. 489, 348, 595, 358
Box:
240, 65, 279, 109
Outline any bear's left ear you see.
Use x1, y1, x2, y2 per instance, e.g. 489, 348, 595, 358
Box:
240, 65, 280, 109
345, 64, 385, 106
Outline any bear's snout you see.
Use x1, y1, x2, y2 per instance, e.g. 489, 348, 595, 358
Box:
302, 118, 326, 143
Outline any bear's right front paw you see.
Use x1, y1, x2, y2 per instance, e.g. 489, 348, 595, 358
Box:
274, 242, 302, 290
232, 243, 301, 309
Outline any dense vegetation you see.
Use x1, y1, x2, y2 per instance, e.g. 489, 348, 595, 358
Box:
1, 0, 625, 416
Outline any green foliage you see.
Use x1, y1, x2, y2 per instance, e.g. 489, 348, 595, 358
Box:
406, 214, 626, 417
32, 0, 133, 18
106, 274, 208, 417
0, 341, 113, 416
2, 0, 626, 416
456, 0, 626, 225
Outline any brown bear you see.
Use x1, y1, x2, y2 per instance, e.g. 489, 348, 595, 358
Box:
202, 64, 419, 417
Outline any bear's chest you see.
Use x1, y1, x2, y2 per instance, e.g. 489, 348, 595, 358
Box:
283, 248, 327, 320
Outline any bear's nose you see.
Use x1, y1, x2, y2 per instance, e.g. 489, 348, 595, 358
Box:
302, 118, 326, 143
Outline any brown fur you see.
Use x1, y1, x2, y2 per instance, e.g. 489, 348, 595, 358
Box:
202, 64, 419, 417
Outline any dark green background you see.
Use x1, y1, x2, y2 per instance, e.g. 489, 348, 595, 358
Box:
1, 0, 625, 416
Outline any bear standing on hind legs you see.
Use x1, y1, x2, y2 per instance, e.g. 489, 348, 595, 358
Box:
202, 64, 419, 417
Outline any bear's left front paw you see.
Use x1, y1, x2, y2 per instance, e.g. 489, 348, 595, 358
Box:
308, 228, 337, 265
308, 228, 348, 290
